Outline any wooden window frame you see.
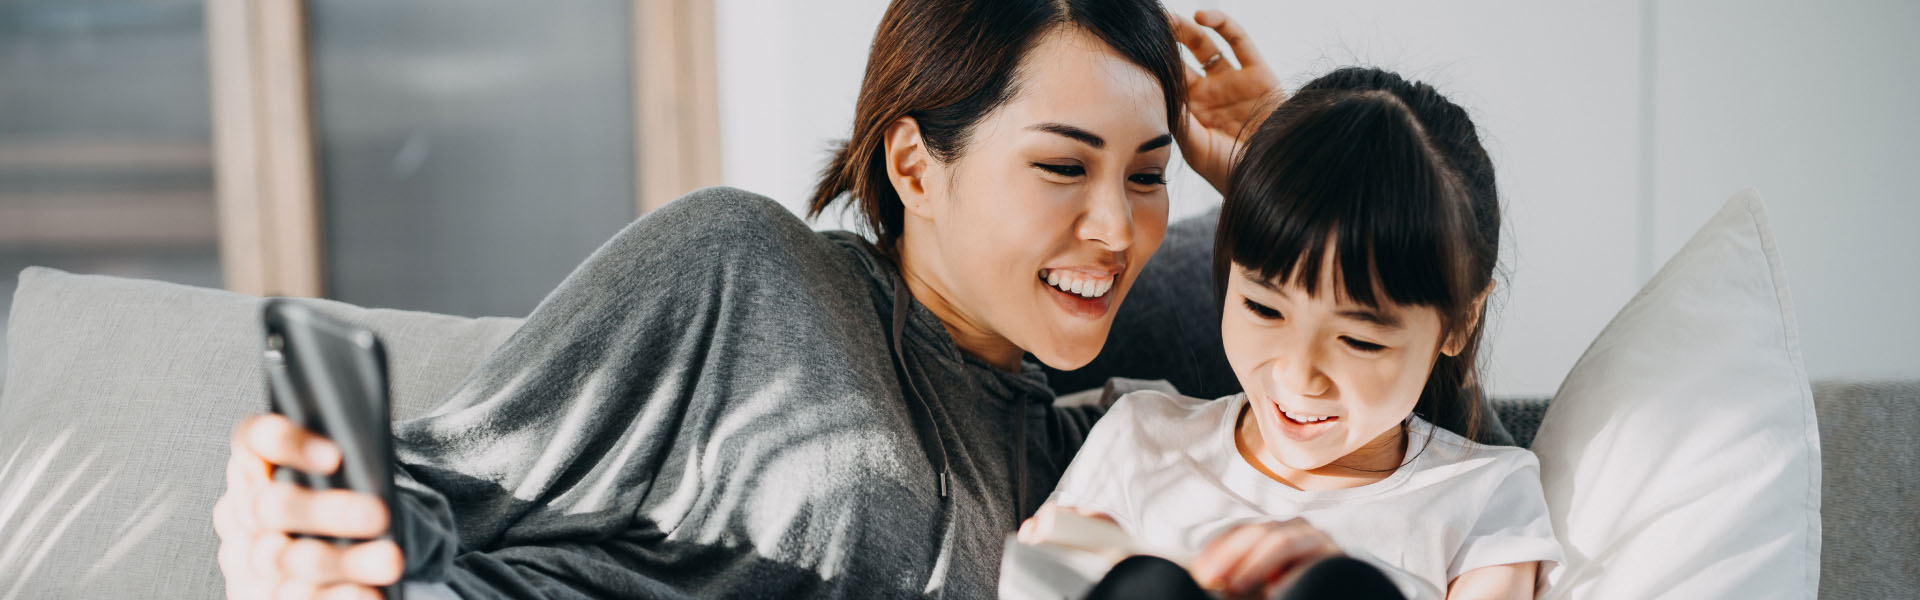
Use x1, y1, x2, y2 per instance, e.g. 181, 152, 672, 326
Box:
204, 0, 719, 297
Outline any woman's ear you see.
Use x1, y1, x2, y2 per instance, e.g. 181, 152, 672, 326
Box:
1442, 283, 1495, 357
884, 117, 936, 219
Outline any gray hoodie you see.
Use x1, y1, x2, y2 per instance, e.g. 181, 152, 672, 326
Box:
389, 187, 1103, 598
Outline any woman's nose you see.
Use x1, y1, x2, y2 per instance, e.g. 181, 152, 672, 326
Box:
1077, 184, 1134, 252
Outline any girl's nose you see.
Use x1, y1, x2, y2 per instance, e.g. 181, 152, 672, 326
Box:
1267, 343, 1330, 399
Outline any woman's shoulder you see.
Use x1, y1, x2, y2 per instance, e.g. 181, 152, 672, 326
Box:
637, 186, 886, 286
645, 187, 832, 258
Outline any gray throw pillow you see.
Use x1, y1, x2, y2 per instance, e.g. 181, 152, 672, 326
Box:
0, 267, 520, 598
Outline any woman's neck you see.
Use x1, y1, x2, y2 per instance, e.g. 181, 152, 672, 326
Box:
894, 246, 1024, 372
1234, 404, 1407, 492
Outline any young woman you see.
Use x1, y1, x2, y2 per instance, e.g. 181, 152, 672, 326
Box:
1025, 68, 1559, 600
212, 2, 1284, 598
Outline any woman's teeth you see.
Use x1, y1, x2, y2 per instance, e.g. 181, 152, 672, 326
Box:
1283, 410, 1334, 424
1040, 269, 1113, 299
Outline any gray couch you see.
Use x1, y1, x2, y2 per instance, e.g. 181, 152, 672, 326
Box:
1, 267, 1914, 597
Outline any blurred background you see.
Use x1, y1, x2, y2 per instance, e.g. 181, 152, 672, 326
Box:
1, 0, 1914, 397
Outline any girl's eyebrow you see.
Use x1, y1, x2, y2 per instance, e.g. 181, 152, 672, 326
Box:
1244, 269, 1405, 330
1338, 309, 1403, 330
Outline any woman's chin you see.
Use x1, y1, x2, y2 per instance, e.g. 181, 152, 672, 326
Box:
1024, 333, 1109, 371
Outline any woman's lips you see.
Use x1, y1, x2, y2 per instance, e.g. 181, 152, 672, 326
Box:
1039, 270, 1118, 320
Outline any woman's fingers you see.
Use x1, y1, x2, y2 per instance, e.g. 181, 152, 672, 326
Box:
316, 583, 385, 600
255, 483, 391, 539
273, 580, 324, 600
1193, 9, 1266, 68
238, 414, 342, 475
340, 539, 405, 586
1169, 12, 1228, 72
278, 538, 404, 586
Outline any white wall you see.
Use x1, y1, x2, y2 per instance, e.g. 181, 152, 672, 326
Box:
1650, 0, 1920, 384
713, 0, 1920, 396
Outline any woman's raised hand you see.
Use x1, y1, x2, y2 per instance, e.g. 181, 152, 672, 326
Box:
1170, 10, 1284, 195
214, 414, 403, 599
1191, 517, 1344, 600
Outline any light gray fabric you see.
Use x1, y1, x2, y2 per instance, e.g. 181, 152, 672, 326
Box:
0, 266, 520, 598
387, 187, 1101, 598
1813, 379, 1920, 599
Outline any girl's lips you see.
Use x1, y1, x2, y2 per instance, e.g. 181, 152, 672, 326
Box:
1270, 400, 1338, 442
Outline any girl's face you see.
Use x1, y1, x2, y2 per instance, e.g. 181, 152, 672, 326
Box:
896, 27, 1172, 370
1222, 257, 1457, 476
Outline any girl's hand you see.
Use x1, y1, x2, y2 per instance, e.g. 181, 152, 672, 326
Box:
1192, 518, 1343, 599
1170, 9, 1285, 195
214, 414, 404, 599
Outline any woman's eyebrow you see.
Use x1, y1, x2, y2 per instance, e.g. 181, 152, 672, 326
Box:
1027, 123, 1173, 153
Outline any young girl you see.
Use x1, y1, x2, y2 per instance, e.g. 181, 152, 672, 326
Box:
1023, 67, 1561, 600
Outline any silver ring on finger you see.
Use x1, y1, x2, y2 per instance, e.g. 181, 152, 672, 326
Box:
1202, 52, 1226, 70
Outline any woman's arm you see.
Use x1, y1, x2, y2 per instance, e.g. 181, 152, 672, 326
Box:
218, 188, 882, 597
1446, 561, 1538, 600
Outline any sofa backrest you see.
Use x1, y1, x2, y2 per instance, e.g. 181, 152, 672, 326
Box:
0, 267, 521, 597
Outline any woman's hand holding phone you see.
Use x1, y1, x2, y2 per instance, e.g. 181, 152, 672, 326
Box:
215, 414, 403, 599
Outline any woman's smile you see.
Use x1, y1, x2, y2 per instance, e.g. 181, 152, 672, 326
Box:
1039, 266, 1123, 320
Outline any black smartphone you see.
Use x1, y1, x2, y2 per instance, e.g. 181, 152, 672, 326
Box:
262, 300, 403, 599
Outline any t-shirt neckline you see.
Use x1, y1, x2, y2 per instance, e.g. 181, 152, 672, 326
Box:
1215, 393, 1431, 505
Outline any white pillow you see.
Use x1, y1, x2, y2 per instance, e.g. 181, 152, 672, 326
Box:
1530, 190, 1820, 598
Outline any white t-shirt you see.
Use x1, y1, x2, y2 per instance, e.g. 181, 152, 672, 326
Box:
1049, 391, 1563, 600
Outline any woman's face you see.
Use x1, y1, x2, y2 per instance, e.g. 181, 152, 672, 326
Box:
1222, 257, 1452, 475
897, 27, 1172, 370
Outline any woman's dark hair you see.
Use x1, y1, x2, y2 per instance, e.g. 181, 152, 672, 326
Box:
1212, 67, 1501, 442
809, 0, 1187, 255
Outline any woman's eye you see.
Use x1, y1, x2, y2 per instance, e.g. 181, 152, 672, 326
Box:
1032, 163, 1085, 177
1129, 172, 1167, 186
1342, 337, 1386, 353
1243, 298, 1282, 320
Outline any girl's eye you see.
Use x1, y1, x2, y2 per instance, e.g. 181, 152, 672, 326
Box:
1243, 298, 1282, 320
1129, 172, 1167, 186
1342, 337, 1386, 353
1033, 163, 1085, 177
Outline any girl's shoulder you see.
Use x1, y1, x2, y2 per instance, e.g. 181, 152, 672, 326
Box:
1108, 389, 1235, 426
1091, 391, 1243, 454
1404, 418, 1543, 480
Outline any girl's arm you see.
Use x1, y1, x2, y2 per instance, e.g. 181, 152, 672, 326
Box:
1446, 561, 1538, 600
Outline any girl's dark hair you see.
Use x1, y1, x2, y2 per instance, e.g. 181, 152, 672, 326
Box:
1212, 67, 1501, 442
809, 0, 1187, 255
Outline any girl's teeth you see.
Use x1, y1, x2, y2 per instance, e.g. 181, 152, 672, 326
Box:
1284, 411, 1332, 424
